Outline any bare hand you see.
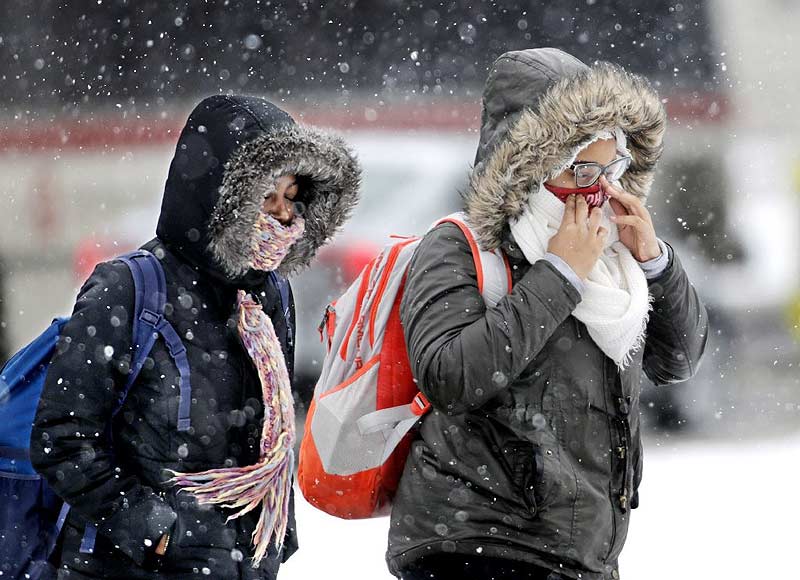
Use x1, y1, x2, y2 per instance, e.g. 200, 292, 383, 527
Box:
601, 176, 661, 261
547, 194, 608, 280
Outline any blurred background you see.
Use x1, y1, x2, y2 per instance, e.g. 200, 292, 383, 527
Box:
1, 1, 798, 577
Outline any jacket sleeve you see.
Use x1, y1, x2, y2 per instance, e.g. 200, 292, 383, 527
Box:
30, 260, 177, 566
400, 223, 581, 415
643, 242, 709, 386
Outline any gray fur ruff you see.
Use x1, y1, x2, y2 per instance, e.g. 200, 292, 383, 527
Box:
207, 124, 361, 277
465, 62, 667, 251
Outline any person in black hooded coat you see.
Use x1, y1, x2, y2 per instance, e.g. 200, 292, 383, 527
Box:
30, 95, 360, 579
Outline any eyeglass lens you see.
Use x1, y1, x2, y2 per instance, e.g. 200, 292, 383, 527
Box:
574, 157, 630, 187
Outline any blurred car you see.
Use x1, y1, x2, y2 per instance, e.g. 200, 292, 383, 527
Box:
640, 137, 800, 433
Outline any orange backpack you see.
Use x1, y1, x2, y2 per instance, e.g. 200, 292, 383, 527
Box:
297, 213, 512, 518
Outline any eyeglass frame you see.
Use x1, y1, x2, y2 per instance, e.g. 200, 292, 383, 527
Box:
568, 155, 632, 187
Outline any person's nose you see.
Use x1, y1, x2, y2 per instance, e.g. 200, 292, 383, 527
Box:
274, 198, 294, 225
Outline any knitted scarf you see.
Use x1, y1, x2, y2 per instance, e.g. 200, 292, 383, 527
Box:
510, 184, 651, 369
249, 212, 306, 272
169, 212, 304, 567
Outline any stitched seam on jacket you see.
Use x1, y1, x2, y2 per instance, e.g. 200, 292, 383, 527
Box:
222, 95, 271, 133
522, 264, 579, 322
495, 54, 561, 83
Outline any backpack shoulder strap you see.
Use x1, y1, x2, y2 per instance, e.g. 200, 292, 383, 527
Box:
434, 212, 512, 307
79, 249, 194, 555
268, 270, 293, 346
116, 250, 192, 432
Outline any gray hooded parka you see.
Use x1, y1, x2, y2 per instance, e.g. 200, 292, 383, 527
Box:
387, 48, 708, 580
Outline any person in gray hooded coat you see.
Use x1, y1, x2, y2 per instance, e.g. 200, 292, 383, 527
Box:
387, 48, 708, 580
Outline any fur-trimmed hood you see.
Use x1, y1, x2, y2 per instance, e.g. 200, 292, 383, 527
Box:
156, 95, 360, 286
466, 48, 666, 251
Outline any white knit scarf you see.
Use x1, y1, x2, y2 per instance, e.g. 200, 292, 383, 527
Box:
509, 184, 651, 368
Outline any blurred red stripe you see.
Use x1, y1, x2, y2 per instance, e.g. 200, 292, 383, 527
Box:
0, 93, 729, 153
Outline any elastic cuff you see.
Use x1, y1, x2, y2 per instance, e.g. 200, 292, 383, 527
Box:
543, 253, 585, 296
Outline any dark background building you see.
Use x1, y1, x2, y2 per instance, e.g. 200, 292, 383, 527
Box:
1, 1, 719, 116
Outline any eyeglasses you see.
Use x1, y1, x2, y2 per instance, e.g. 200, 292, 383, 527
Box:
569, 156, 631, 187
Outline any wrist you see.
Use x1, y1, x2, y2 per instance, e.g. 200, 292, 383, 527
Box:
636, 241, 661, 262
546, 250, 587, 279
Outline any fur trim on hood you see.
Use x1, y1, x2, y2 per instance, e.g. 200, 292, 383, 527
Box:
208, 124, 361, 277
156, 95, 360, 287
465, 48, 666, 251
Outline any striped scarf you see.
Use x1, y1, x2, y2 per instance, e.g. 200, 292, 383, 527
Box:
169, 212, 303, 567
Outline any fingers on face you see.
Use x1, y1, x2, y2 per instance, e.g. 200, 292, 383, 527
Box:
602, 176, 644, 214
609, 197, 627, 217
611, 214, 645, 231
562, 194, 577, 225
588, 206, 603, 233
575, 195, 589, 224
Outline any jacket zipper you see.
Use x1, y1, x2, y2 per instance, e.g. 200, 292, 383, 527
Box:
608, 360, 633, 562
614, 414, 631, 511
236, 330, 266, 465
602, 359, 618, 563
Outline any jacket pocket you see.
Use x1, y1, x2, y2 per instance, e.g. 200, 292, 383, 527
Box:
163, 489, 238, 552
156, 492, 240, 577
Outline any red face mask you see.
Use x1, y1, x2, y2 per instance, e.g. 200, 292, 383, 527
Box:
544, 182, 608, 209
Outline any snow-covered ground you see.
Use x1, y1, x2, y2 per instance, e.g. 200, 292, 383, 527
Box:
282, 432, 800, 579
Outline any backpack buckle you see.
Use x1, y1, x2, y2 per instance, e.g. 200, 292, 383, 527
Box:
140, 309, 162, 327
411, 392, 431, 416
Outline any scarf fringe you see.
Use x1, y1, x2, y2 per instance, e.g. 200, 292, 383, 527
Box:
168, 289, 296, 569
616, 293, 654, 369
167, 436, 294, 566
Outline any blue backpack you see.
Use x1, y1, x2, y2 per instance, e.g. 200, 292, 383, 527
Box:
0, 250, 291, 579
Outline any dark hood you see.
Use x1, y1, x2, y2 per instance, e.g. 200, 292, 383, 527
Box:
466, 47, 666, 251
156, 95, 361, 286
